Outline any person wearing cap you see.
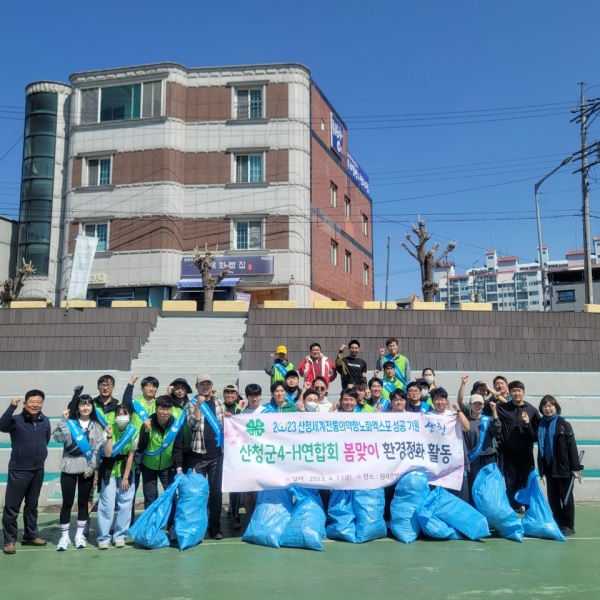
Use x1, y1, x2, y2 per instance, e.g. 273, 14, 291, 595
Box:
453, 394, 501, 504
223, 384, 243, 415
186, 374, 227, 540
298, 343, 337, 386
284, 370, 301, 404
265, 346, 294, 384
375, 337, 411, 391
167, 378, 193, 471
405, 381, 432, 413
496, 380, 540, 511
335, 340, 368, 390
457, 375, 509, 416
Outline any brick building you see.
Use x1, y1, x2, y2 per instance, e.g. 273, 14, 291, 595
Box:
16, 62, 373, 308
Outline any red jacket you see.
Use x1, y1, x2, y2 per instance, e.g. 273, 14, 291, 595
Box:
298, 355, 337, 385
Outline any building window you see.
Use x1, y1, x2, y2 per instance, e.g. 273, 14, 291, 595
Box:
87, 157, 111, 186
235, 155, 263, 183
83, 223, 108, 252
81, 81, 162, 124
556, 290, 576, 303
345, 251, 351, 273
235, 221, 262, 250
362, 214, 368, 236
344, 196, 351, 218
331, 240, 338, 265
235, 88, 263, 119
330, 182, 337, 207
363, 264, 369, 285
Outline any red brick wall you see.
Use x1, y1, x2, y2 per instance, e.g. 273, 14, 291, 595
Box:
266, 83, 288, 119
310, 83, 347, 159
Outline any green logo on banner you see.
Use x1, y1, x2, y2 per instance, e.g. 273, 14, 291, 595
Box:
246, 418, 265, 437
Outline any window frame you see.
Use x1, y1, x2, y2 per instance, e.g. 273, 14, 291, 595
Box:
363, 263, 369, 285
362, 213, 368, 236
233, 86, 265, 120
80, 221, 109, 252
233, 219, 264, 250
85, 156, 113, 187
556, 289, 576, 303
330, 182, 338, 207
344, 250, 351, 274
344, 196, 351, 219
234, 153, 264, 183
331, 240, 338, 266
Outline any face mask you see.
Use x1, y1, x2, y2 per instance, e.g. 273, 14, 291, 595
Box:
421, 390, 429, 400
116, 416, 130, 428
424, 376, 434, 385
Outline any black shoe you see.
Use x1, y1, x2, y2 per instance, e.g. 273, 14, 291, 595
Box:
232, 516, 241, 531
515, 505, 526, 515
83, 518, 91, 538
210, 530, 224, 540
560, 526, 575, 536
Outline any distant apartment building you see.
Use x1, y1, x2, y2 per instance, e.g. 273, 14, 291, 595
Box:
0, 216, 17, 282
15, 62, 373, 308
435, 239, 600, 311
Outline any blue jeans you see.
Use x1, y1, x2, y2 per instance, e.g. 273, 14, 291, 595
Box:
97, 474, 136, 543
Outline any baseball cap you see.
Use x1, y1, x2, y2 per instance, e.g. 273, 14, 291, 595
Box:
470, 394, 484, 405
276, 345, 287, 354
416, 378, 429, 388
223, 384, 239, 393
285, 369, 299, 379
470, 381, 487, 394
196, 374, 213, 385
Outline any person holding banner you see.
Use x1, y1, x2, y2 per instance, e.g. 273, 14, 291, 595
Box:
375, 338, 410, 391
187, 374, 226, 540
265, 345, 294, 384
405, 381, 432, 413
337, 388, 359, 412
53, 391, 106, 550
537, 395, 583, 536
389, 389, 407, 413
454, 394, 501, 504
97, 404, 140, 549
243, 384, 263, 413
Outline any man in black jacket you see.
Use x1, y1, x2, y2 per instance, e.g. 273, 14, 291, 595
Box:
496, 380, 540, 510
1, 391, 51, 554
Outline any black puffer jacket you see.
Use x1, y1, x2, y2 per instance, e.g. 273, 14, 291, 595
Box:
537, 416, 583, 478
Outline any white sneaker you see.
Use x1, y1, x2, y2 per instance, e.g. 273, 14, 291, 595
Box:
56, 537, 71, 551
114, 538, 126, 548
74, 534, 86, 549
98, 541, 109, 550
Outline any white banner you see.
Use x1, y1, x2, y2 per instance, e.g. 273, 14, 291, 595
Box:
67, 235, 98, 301
223, 412, 464, 493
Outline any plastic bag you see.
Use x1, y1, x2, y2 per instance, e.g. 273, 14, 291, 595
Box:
353, 489, 387, 543
128, 473, 181, 549
242, 489, 294, 548
472, 464, 524, 542
514, 470, 566, 542
326, 490, 356, 543
390, 471, 430, 543
175, 471, 209, 550
280, 487, 326, 551
416, 492, 463, 540
426, 486, 490, 540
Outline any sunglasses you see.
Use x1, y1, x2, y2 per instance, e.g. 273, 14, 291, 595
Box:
314, 386, 326, 391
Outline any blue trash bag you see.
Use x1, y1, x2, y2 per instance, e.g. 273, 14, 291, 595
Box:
426, 486, 490, 540
280, 487, 327, 551
416, 490, 462, 540
514, 470, 566, 542
390, 471, 430, 543
326, 490, 356, 543
354, 489, 387, 543
128, 473, 182, 549
175, 471, 209, 550
472, 464, 524, 542
242, 489, 294, 548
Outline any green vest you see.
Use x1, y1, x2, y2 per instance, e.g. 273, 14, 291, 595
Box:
389, 354, 408, 390
141, 419, 176, 471
132, 396, 156, 429
110, 423, 140, 478
381, 376, 403, 400
359, 403, 376, 413
271, 360, 294, 383
94, 400, 118, 426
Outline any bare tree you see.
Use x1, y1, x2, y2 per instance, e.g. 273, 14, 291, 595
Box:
193, 244, 232, 311
0, 259, 37, 308
400, 219, 456, 302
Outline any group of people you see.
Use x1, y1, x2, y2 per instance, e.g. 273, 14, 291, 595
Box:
0, 337, 584, 554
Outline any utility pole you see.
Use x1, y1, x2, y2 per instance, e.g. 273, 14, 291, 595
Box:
445, 257, 452, 310
580, 83, 593, 305
384, 235, 391, 308
572, 84, 600, 305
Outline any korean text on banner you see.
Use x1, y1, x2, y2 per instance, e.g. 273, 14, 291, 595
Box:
223, 412, 464, 493
67, 235, 98, 301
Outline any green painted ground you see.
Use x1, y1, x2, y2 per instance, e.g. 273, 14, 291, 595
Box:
1, 507, 599, 599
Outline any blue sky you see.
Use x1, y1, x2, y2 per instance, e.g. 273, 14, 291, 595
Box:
1, 1, 600, 299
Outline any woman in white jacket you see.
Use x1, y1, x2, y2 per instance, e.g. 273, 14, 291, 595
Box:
53, 389, 107, 550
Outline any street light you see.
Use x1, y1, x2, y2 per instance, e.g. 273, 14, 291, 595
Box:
534, 155, 573, 311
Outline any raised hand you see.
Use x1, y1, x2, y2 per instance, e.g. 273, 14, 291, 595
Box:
379, 348, 386, 357
62, 409, 70, 419
105, 425, 113, 438
521, 411, 530, 425
10, 397, 20, 406
129, 374, 139, 385
461, 374, 469, 384
340, 344, 347, 351
143, 418, 152, 432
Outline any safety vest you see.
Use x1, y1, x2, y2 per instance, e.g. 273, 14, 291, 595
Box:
132, 396, 156, 429
272, 360, 294, 383
109, 423, 140, 478
142, 418, 177, 471
381, 376, 403, 400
